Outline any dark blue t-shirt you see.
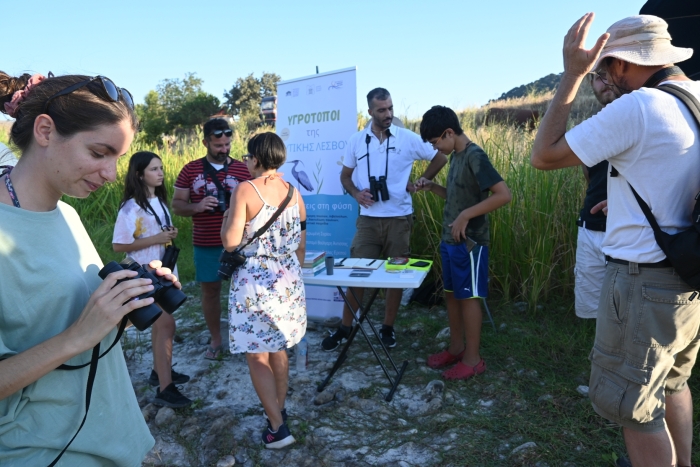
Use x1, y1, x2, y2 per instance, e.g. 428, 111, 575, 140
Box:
579, 161, 608, 229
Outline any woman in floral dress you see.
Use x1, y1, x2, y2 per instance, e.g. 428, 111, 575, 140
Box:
221, 132, 306, 449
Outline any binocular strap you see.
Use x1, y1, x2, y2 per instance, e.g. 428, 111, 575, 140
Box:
47, 317, 128, 467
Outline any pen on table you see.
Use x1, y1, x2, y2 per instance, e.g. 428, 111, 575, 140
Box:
366, 259, 376, 267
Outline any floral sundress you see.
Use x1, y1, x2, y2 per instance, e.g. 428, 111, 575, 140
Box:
228, 181, 307, 353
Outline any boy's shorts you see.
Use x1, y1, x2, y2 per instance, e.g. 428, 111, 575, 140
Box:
194, 245, 224, 283
440, 241, 489, 300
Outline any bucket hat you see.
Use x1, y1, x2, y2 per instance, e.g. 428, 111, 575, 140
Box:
593, 15, 693, 70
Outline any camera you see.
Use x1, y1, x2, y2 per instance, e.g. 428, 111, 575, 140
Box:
206, 189, 230, 212
369, 175, 390, 202
98, 258, 188, 331
218, 248, 247, 280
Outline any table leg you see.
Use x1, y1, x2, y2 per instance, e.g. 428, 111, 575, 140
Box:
317, 287, 379, 392
318, 285, 409, 401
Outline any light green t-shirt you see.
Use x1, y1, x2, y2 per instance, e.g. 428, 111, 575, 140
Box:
0, 201, 154, 466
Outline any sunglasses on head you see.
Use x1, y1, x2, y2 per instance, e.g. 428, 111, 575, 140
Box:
209, 129, 233, 138
43, 76, 134, 113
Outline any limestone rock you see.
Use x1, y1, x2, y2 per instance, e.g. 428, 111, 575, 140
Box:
512, 441, 537, 455
216, 455, 236, 467
155, 407, 176, 427
436, 327, 451, 339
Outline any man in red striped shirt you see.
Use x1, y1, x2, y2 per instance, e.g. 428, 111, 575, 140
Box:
173, 119, 251, 360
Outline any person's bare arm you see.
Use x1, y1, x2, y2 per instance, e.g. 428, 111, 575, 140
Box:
419, 151, 448, 180
296, 193, 307, 264
113, 229, 178, 253
531, 13, 609, 171
415, 177, 447, 199
0, 270, 156, 400
341, 165, 374, 208
171, 187, 218, 217
449, 181, 512, 242
581, 165, 590, 184
221, 184, 248, 251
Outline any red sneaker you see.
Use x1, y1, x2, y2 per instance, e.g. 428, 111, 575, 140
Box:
441, 359, 486, 381
427, 349, 465, 369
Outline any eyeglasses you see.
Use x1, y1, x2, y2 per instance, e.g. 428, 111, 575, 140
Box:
241, 154, 253, 161
429, 129, 448, 148
43, 76, 133, 113
209, 129, 233, 138
590, 70, 610, 85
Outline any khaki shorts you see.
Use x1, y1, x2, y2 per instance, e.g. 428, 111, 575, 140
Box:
589, 261, 700, 433
350, 215, 413, 259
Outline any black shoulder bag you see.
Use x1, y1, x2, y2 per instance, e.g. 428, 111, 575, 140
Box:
218, 184, 295, 280
144, 198, 179, 271
626, 83, 700, 290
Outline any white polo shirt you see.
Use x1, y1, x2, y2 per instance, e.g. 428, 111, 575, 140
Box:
565, 80, 700, 263
344, 124, 436, 217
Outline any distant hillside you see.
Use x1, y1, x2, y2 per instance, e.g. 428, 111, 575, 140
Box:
492, 73, 562, 102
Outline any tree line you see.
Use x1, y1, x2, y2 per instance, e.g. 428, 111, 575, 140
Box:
136, 72, 280, 145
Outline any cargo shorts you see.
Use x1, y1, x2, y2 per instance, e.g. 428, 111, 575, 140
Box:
588, 261, 700, 433
350, 215, 412, 259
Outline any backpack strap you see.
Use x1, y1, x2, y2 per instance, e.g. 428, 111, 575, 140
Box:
630, 84, 700, 235
657, 84, 700, 127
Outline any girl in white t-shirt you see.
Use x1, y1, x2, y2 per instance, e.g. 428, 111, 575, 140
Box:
112, 151, 192, 408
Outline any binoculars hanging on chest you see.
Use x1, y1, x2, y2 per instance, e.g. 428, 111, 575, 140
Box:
369, 175, 389, 202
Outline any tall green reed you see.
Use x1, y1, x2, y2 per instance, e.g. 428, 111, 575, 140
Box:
2, 99, 589, 307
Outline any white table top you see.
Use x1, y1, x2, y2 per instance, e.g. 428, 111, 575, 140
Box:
303, 267, 428, 289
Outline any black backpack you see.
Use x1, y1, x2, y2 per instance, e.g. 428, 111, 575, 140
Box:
627, 83, 700, 290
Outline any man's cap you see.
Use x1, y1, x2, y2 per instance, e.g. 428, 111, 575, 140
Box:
593, 15, 693, 70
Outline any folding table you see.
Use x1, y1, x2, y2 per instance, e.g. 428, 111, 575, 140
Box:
304, 266, 429, 401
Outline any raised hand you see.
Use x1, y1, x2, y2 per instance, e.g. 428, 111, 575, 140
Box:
563, 12, 609, 78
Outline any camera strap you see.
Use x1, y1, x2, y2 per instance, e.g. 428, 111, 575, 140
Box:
201, 157, 229, 196
234, 183, 295, 254
47, 317, 128, 466
144, 197, 172, 228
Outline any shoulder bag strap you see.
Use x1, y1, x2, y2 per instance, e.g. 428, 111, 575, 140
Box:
235, 184, 295, 252
202, 157, 228, 194
629, 83, 700, 233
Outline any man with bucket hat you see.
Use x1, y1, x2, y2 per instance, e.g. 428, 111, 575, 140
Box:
531, 14, 700, 467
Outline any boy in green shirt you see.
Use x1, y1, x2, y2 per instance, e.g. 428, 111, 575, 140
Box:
417, 105, 511, 380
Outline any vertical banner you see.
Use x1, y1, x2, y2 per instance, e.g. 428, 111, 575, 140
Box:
276, 67, 358, 320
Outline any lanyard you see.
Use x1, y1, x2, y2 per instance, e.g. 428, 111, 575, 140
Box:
360, 130, 393, 179
144, 197, 171, 227
1, 166, 21, 208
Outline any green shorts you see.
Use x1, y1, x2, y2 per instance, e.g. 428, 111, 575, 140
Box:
589, 260, 700, 433
350, 215, 413, 259
194, 245, 224, 283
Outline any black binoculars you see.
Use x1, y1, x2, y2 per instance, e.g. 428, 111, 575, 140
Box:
99, 258, 187, 331
369, 175, 390, 202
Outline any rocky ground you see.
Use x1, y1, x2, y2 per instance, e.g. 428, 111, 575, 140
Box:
125, 283, 593, 467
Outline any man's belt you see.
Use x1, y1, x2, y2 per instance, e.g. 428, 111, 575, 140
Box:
576, 218, 605, 232
605, 256, 672, 268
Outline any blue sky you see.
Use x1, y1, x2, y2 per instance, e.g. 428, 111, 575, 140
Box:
4, 0, 646, 119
